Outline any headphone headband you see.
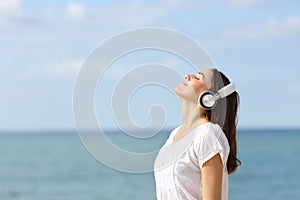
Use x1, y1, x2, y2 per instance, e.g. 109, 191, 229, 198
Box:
217, 83, 236, 98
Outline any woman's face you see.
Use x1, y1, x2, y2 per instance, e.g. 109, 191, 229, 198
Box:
174, 69, 214, 102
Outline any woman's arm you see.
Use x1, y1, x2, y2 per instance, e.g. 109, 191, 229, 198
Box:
201, 153, 223, 200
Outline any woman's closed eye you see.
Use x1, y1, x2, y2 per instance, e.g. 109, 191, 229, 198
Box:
194, 72, 205, 81
194, 74, 201, 80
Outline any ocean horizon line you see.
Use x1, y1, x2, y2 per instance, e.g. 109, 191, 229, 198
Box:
0, 127, 300, 134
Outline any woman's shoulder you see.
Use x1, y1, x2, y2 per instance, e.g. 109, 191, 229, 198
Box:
193, 122, 225, 143
196, 122, 222, 134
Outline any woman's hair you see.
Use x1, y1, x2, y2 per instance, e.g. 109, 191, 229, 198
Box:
205, 69, 241, 174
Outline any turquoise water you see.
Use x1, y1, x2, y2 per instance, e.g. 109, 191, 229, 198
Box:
0, 130, 299, 200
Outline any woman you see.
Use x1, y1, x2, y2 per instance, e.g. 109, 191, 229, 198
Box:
154, 69, 241, 200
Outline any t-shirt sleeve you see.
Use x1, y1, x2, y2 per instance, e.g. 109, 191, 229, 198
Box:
193, 124, 229, 169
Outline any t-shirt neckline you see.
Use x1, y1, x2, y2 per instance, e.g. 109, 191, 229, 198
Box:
171, 122, 212, 144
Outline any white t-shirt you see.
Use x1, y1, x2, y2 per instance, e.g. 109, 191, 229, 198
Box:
154, 122, 230, 200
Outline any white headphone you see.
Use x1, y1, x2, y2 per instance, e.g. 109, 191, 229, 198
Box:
198, 83, 236, 110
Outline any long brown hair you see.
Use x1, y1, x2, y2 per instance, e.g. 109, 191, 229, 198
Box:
205, 69, 241, 174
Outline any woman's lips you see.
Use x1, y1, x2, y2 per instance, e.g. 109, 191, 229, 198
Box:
181, 82, 187, 86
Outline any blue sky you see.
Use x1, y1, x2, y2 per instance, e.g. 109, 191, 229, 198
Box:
1, 0, 300, 131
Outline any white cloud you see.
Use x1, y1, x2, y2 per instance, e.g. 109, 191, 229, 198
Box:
66, 2, 87, 20
0, 0, 23, 22
45, 0, 190, 27
101, 2, 165, 26
222, 16, 300, 40
0, 0, 191, 28
91, 0, 190, 27
217, 0, 263, 9
21, 59, 83, 80
44, 59, 82, 76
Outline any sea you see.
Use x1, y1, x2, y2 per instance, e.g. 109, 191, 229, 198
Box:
0, 129, 299, 200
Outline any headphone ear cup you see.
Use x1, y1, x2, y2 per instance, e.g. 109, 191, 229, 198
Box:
198, 91, 216, 110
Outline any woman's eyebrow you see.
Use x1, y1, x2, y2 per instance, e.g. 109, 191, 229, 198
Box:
197, 72, 205, 78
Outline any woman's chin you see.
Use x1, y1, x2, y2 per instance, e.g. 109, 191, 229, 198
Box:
174, 86, 183, 96
174, 86, 178, 92
174, 87, 198, 103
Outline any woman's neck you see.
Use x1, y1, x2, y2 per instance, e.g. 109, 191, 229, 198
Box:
180, 99, 209, 130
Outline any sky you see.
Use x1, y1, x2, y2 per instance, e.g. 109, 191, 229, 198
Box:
1, 0, 300, 132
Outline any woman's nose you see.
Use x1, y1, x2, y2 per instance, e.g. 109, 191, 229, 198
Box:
184, 74, 191, 80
